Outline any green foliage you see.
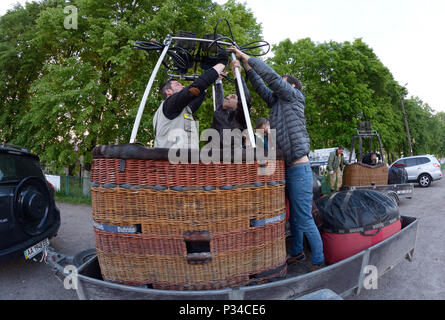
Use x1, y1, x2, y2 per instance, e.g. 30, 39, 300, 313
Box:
268, 38, 445, 159
55, 193, 92, 205
0, 0, 262, 168
403, 97, 445, 157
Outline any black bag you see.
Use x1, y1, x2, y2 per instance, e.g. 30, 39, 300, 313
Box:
388, 164, 408, 184
315, 190, 400, 233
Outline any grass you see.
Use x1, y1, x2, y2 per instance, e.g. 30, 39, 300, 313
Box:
54, 192, 91, 205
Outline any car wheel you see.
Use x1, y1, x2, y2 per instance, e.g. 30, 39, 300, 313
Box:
418, 173, 431, 188
14, 177, 52, 236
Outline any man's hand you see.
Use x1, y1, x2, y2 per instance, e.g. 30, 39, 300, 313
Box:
231, 60, 241, 77
227, 46, 251, 71
218, 71, 227, 81
213, 63, 226, 75
227, 46, 250, 63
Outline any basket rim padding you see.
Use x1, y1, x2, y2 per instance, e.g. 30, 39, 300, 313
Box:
92, 143, 285, 162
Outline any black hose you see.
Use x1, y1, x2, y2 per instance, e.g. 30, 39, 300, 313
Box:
135, 40, 194, 72
212, 17, 270, 56
134, 18, 271, 76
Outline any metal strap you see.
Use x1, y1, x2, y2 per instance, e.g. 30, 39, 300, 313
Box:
322, 217, 400, 234
250, 212, 286, 227
93, 220, 140, 234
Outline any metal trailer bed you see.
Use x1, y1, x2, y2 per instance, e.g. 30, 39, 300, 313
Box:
47, 216, 418, 300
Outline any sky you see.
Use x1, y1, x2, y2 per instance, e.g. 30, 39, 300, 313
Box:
1, 0, 445, 113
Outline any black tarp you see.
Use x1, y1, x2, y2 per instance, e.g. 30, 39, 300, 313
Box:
388, 164, 408, 184
315, 190, 400, 233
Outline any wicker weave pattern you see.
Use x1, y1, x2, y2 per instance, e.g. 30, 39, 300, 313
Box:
91, 159, 284, 187
91, 185, 285, 235
343, 163, 389, 186
96, 235, 286, 290
99, 264, 287, 291
94, 220, 285, 256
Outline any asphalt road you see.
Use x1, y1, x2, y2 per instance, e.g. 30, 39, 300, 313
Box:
0, 202, 95, 300
0, 171, 444, 300
348, 171, 445, 300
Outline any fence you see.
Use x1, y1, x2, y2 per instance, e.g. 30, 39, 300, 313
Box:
45, 174, 91, 199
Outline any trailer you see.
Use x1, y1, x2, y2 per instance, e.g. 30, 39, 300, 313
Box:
44, 216, 418, 300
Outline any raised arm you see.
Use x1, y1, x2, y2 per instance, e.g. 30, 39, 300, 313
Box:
188, 91, 207, 114
227, 46, 296, 102
163, 63, 226, 120
246, 68, 274, 106
214, 74, 225, 111
246, 57, 296, 102
227, 46, 274, 105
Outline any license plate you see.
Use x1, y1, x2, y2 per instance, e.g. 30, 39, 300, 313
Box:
24, 238, 50, 260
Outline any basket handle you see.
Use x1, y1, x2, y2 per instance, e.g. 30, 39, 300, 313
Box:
186, 252, 213, 265
184, 230, 212, 265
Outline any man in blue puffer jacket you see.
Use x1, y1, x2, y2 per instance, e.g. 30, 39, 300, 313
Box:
228, 46, 324, 271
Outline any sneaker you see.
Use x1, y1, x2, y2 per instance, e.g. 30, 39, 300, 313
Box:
286, 252, 306, 265
310, 263, 325, 272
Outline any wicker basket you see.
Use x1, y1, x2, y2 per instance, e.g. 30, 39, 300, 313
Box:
91, 144, 287, 290
94, 222, 286, 289
343, 162, 389, 187
91, 158, 285, 187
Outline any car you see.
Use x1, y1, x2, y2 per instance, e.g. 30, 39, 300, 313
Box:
390, 154, 443, 188
0, 143, 60, 261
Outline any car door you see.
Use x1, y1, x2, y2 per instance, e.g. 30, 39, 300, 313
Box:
416, 157, 431, 177
404, 158, 418, 181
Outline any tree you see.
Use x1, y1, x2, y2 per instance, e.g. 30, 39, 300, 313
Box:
268, 38, 410, 158
1, 0, 263, 169
0, 1, 49, 143
403, 97, 445, 157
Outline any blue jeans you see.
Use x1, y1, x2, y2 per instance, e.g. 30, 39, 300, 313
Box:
285, 163, 324, 265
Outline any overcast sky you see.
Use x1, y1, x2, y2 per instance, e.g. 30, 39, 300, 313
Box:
216, 0, 445, 113
2, 0, 444, 113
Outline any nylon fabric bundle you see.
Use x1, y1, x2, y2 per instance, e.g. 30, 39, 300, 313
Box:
388, 165, 408, 184
316, 190, 400, 233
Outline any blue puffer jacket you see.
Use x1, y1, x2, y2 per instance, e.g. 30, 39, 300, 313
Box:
246, 57, 310, 168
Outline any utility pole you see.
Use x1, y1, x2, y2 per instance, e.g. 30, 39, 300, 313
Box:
400, 83, 413, 156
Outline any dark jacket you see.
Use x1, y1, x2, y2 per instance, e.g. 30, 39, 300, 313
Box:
210, 76, 251, 148
327, 150, 348, 172
361, 152, 380, 166
162, 68, 219, 120
246, 57, 310, 167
